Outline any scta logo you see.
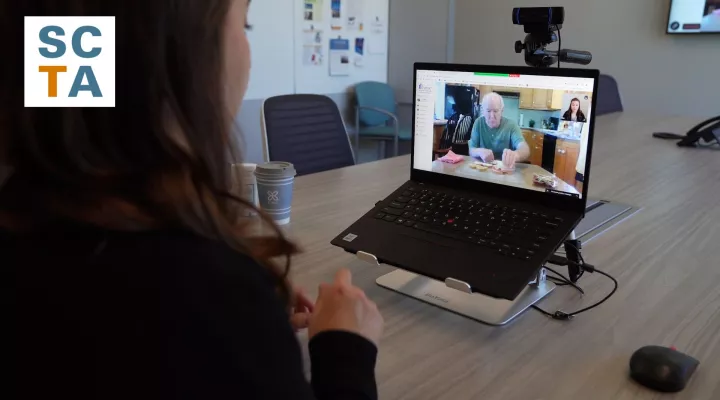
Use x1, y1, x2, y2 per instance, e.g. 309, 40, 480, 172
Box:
24, 17, 115, 107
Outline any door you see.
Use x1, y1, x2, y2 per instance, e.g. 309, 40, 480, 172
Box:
532, 90, 548, 109
388, 0, 453, 103
563, 142, 580, 187
519, 88, 533, 108
553, 139, 568, 181
548, 90, 564, 110
531, 133, 544, 166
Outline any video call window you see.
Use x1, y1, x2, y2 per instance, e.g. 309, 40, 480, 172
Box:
668, 0, 720, 33
414, 72, 594, 199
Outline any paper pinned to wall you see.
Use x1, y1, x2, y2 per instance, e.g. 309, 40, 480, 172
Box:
329, 38, 351, 76
355, 37, 365, 55
303, 0, 324, 22
303, 28, 324, 46
331, 0, 343, 30
346, 0, 365, 31
303, 46, 324, 66
370, 14, 385, 33
354, 37, 365, 67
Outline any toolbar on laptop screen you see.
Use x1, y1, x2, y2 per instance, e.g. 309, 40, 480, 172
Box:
413, 69, 595, 199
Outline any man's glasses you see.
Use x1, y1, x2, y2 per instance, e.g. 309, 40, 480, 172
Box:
484, 108, 503, 115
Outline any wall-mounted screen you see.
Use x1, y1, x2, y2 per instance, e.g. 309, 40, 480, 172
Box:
667, 0, 720, 33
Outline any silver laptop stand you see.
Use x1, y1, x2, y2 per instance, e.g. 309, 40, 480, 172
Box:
358, 251, 555, 326
364, 200, 640, 325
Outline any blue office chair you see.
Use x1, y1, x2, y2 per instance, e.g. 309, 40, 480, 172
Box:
596, 74, 624, 116
354, 81, 412, 158
262, 94, 355, 176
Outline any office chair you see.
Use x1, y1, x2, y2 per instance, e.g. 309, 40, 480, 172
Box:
262, 94, 355, 176
596, 74, 624, 116
354, 81, 412, 158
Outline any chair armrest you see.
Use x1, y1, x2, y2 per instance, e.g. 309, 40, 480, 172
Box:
356, 105, 399, 126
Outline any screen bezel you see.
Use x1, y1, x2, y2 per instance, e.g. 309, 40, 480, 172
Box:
411, 62, 600, 216
666, 0, 720, 35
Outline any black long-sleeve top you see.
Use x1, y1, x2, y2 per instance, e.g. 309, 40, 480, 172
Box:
5, 226, 378, 399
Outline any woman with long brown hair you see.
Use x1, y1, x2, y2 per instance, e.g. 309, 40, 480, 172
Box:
2, 1, 382, 399
562, 98, 587, 123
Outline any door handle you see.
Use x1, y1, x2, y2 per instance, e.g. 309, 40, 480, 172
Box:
558, 149, 566, 154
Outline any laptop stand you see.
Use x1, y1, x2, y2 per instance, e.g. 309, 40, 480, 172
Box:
357, 251, 556, 326
361, 201, 639, 325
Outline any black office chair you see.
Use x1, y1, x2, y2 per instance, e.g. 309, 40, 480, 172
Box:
596, 74, 624, 116
262, 94, 355, 176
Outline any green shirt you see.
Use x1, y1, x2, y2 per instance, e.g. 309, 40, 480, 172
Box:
469, 117, 525, 159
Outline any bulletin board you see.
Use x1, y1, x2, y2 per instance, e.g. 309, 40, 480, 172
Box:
244, 0, 389, 100
293, 0, 390, 95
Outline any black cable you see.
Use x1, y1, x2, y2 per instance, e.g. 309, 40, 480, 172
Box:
547, 276, 569, 286
555, 25, 561, 68
543, 265, 584, 295
534, 254, 618, 321
565, 268, 617, 316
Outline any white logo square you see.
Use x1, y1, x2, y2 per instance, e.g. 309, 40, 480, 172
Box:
24, 16, 115, 107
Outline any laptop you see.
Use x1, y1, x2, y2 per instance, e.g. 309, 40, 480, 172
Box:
332, 63, 599, 301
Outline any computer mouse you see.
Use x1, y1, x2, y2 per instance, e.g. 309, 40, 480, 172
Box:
629, 345, 699, 392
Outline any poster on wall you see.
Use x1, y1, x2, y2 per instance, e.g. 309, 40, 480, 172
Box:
303, 28, 324, 46
331, 0, 343, 30
303, 46, 324, 66
346, 0, 365, 30
354, 37, 365, 67
302, 28, 325, 66
303, 0, 324, 22
370, 14, 385, 33
329, 38, 350, 76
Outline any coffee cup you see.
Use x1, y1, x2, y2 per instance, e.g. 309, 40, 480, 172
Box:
254, 162, 296, 225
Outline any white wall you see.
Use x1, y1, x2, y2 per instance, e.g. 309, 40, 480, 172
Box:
454, 0, 720, 117
388, 0, 453, 103
244, 0, 294, 100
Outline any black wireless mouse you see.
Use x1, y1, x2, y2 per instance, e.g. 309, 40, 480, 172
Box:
629, 345, 699, 392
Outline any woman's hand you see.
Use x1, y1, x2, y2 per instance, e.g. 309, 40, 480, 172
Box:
289, 287, 315, 331
308, 269, 384, 346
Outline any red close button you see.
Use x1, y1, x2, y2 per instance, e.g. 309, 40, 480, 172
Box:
683, 23, 701, 30
509, 74, 520, 78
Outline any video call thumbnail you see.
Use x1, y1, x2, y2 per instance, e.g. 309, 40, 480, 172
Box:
668, 0, 720, 33
430, 82, 593, 198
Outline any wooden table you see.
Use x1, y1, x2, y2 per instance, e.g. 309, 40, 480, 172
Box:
431, 155, 580, 195
286, 113, 720, 399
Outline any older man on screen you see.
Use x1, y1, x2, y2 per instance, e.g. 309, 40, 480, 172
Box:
469, 92, 529, 168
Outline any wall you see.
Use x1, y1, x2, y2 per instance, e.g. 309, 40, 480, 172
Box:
388, 0, 452, 103
244, 0, 294, 101
238, 0, 453, 163
454, 0, 720, 117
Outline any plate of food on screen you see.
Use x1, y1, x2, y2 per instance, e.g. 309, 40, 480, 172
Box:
532, 173, 558, 188
469, 161, 492, 171
490, 160, 515, 175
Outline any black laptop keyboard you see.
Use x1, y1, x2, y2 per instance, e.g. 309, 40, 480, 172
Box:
374, 186, 564, 261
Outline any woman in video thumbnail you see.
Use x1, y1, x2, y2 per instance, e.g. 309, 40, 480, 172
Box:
562, 98, 587, 123
703, 2, 720, 32
439, 97, 474, 156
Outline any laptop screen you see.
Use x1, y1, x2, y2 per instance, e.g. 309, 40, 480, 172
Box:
413, 68, 596, 199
